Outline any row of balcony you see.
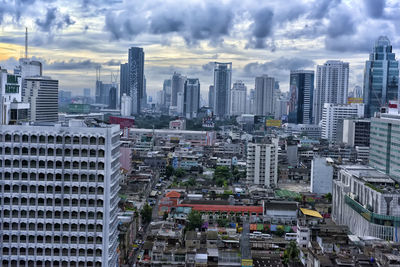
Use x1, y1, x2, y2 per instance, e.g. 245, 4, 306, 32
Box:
0, 134, 105, 145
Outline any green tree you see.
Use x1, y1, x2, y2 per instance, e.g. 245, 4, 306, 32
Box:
174, 168, 186, 178
163, 212, 169, 220
276, 225, 285, 237
140, 204, 153, 224
187, 210, 203, 231
214, 166, 231, 186
283, 241, 300, 266
324, 193, 332, 202
217, 217, 229, 227
186, 177, 196, 187
165, 165, 174, 178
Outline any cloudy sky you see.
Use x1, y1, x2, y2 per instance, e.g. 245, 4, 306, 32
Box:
0, 0, 398, 99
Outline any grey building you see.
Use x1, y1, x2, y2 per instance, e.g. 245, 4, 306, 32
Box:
310, 157, 333, 194
332, 165, 400, 241
363, 36, 399, 117
119, 63, 129, 103
288, 70, 314, 124
171, 72, 186, 107
314, 60, 349, 124
22, 76, 58, 122
208, 85, 214, 109
163, 79, 171, 107
183, 78, 200, 119
213, 62, 232, 118
128, 47, 145, 114
255, 75, 275, 116
369, 111, 400, 180
342, 119, 370, 147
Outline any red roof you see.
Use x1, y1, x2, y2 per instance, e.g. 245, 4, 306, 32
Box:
177, 204, 263, 213
166, 191, 181, 198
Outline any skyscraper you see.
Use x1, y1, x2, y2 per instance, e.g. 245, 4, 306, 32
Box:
363, 36, 399, 117
213, 62, 232, 118
162, 79, 172, 107
22, 76, 58, 122
230, 81, 247, 116
208, 85, 214, 109
128, 47, 145, 114
119, 63, 129, 102
0, 122, 121, 266
171, 72, 186, 107
288, 70, 314, 124
255, 75, 275, 116
184, 78, 200, 119
313, 60, 349, 124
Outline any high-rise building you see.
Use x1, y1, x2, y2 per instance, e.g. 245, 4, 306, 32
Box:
230, 81, 247, 116
342, 119, 370, 147
0, 121, 121, 266
163, 79, 172, 107
208, 85, 214, 109
108, 86, 117, 109
83, 88, 91, 98
95, 81, 114, 106
275, 98, 288, 120
171, 72, 186, 107
363, 36, 399, 117
320, 103, 364, 142
176, 92, 184, 115
184, 78, 200, 119
288, 70, 314, 124
119, 63, 129, 102
15, 58, 42, 78
353, 86, 363, 99
310, 157, 334, 194
128, 47, 145, 114
255, 75, 275, 116
121, 94, 132, 116
246, 138, 278, 188
246, 89, 256, 114
22, 76, 58, 122
369, 109, 400, 180
0, 68, 29, 125
213, 62, 232, 118
314, 60, 349, 124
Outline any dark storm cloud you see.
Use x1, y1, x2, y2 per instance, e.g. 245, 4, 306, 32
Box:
105, 59, 121, 66
149, 14, 184, 34
247, 7, 274, 49
35, 7, 75, 32
364, 0, 385, 18
104, 10, 147, 40
35, 7, 57, 31
326, 8, 355, 38
307, 0, 341, 20
243, 57, 315, 75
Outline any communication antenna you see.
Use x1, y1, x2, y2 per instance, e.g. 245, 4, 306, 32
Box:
25, 27, 28, 59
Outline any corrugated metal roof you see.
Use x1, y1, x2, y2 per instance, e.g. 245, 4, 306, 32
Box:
300, 208, 323, 218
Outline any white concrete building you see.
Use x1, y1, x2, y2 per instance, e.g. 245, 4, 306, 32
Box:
310, 157, 334, 194
246, 138, 278, 188
321, 103, 364, 142
0, 68, 30, 125
121, 93, 132, 116
22, 76, 59, 122
313, 60, 349, 124
0, 121, 121, 266
230, 81, 247, 116
332, 165, 400, 241
255, 75, 275, 116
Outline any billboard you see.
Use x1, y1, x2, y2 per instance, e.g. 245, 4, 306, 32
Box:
348, 97, 363, 104
266, 119, 282, 127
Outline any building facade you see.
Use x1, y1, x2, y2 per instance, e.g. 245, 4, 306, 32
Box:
119, 63, 129, 105
0, 68, 29, 125
246, 138, 279, 188
22, 76, 58, 122
183, 78, 200, 119
128, 47, 145, 114
332, 165, 400, 241
288, 70, 314, 124
342, 119, 371, 147
208, 85, 214, 109
171, 73, 186, 107
363, 36, 399, 118
314, 60, 349, 124
320, 103, 364, 142
310, 157, 333, 194
255, 75, 275, 116
0, 121, 121, 266
369, 111, 400, 180
213, 62, 232, 118
230, 81, 247, 116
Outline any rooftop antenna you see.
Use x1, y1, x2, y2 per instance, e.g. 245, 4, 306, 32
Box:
25, 27, 28, 59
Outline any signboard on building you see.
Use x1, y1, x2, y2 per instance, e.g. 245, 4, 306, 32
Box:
266, 119, 282, 127
348, 97, 363, 104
